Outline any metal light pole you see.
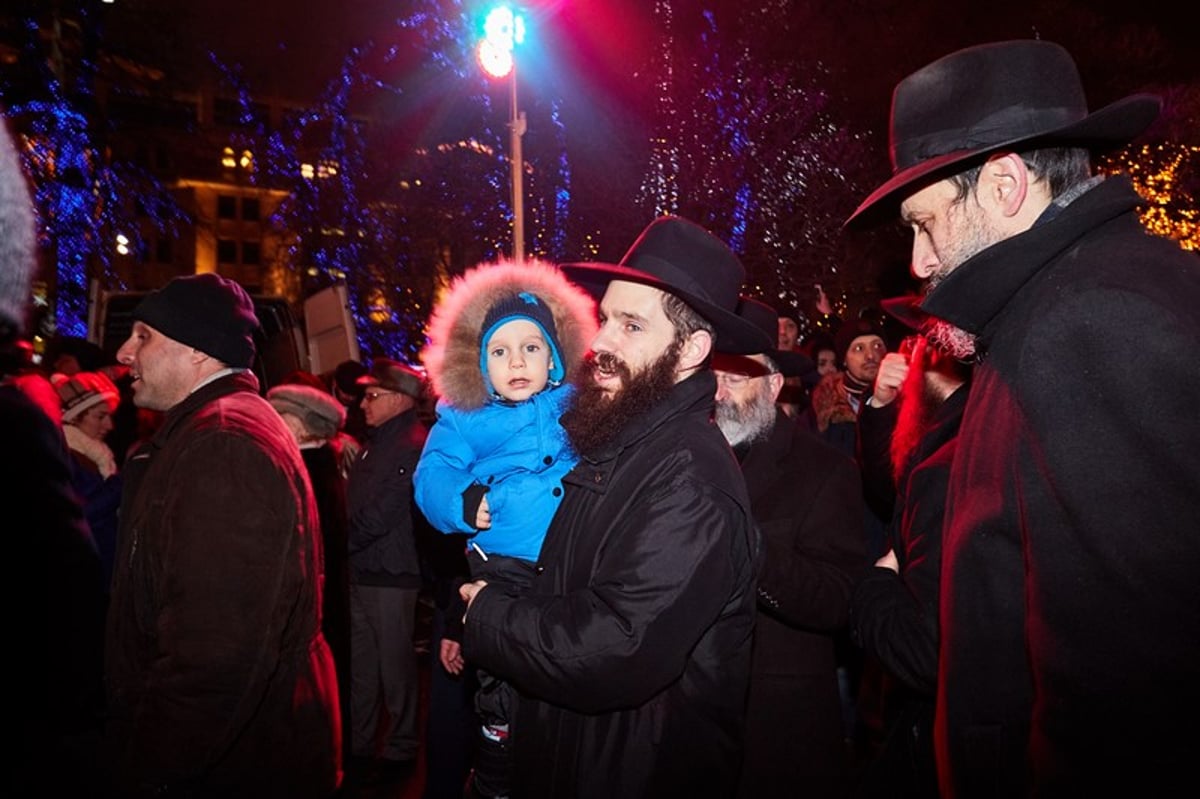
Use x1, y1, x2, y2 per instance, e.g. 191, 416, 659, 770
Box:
509, 61, 526, 261
479, 5, 527, 261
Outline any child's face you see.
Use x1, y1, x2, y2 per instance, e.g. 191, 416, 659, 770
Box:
486, 318, 553, 402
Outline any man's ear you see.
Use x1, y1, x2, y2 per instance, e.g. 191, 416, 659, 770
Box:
979, 152, 1029, 220
678, 329, 713, 372
765, 371, 785, 402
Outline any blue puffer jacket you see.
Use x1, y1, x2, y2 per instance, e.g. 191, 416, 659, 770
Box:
416, 384, 575, 562
416, 259, 597, 563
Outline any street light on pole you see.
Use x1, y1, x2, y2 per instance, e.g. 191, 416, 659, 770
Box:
478, 5, 527, 261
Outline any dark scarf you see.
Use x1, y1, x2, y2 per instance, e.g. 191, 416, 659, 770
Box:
843, 371, 870, 399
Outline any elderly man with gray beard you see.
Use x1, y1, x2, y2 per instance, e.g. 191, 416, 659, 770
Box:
713, 297, 867, 799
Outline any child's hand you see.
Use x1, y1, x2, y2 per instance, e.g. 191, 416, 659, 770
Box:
475, 495, 492, 529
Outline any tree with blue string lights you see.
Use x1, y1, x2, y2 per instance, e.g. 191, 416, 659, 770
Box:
3, 1, 190, 344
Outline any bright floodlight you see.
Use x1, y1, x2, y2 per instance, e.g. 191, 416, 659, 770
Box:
478, 5, 525, 78
478, 39, 514, 79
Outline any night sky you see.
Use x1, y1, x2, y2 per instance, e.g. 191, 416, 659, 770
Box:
162, 0, 1200, 121
101, 0, 1199, 269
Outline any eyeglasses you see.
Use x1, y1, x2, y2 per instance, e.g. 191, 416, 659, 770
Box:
363, 390, 396, 402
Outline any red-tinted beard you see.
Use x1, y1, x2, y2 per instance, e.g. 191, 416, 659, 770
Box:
561, 344, 683, 458
889, 347, 941, 485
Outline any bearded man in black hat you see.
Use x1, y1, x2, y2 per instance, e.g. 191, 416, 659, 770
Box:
712, 298, 866, 799
106, 273, 341, 797
848, 39, 1200, 796
458, 216, 770, 799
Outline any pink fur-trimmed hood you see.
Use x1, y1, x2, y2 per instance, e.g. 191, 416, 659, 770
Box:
421, 259, 598, 411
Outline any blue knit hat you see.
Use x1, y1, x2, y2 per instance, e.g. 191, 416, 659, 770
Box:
479, 291, 564, 395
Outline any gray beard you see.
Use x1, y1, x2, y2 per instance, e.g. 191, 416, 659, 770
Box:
924, 317, 978, 361
715, 383, 776, 447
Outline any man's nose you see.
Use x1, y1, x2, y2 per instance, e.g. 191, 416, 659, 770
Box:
910, 238, 938, 280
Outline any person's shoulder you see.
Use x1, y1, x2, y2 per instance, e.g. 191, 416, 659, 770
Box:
399, 410, 430, 447
783, 419, 857, 472
1, 381, 65, 450
533, 382, 575, 410
650, 414, 738, 474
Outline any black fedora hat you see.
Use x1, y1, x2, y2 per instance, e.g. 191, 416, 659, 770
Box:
881, 295, 927, 332
846, 39, 1161, 227
717, 297, 816, 380
561, 216, 774, 355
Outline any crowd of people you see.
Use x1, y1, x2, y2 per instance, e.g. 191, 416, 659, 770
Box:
9, 37, 1198, 799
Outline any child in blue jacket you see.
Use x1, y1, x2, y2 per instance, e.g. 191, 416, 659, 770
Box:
415, 258, 596, 799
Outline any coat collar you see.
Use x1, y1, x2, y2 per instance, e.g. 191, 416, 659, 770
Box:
921, 175, 1143, 344
365, 407, 419, 440
148, 370, 260, 450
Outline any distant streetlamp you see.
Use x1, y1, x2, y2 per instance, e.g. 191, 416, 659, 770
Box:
477, 5, 526, 261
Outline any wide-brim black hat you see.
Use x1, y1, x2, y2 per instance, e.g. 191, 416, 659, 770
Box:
881, 295, 927, 332
561, 216, 774, 355
718, 297, 816, 380
846, 39, 1161, 227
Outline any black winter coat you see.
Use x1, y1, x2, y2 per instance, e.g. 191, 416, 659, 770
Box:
737, 410, 866, 798
346, 408, 427, 588
464, 371, 757, 799
851, 385, 967, 799
923, 175, 1200, 796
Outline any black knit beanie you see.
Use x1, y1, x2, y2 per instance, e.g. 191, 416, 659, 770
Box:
834, 318, 885, 369
133, 274, 259, 368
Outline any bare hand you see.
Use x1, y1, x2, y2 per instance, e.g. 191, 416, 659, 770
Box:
815, 284, 833, 316
440, 638, 465, 675
475, 496, 492, 530
460, 580, 488, 623
871, 352, 910, 407
875, 549, 899, 573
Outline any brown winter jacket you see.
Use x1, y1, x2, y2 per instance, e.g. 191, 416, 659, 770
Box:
105, 371, 340, 797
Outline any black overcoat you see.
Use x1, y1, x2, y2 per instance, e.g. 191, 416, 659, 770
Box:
923, 176, 1200, 795
464, 371, 757, 799
737, 409, 866, 798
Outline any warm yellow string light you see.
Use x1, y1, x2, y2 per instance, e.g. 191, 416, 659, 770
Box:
1105, 142, 1199, 251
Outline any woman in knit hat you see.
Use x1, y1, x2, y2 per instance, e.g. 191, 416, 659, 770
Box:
414, 258, 596, 799
53, 370, 123, 586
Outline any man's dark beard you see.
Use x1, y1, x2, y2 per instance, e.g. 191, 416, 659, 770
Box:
562, 344, 682, 458
889, 341, 968, 482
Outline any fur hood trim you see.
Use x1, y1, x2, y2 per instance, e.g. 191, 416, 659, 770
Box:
422, 259, 598, 410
